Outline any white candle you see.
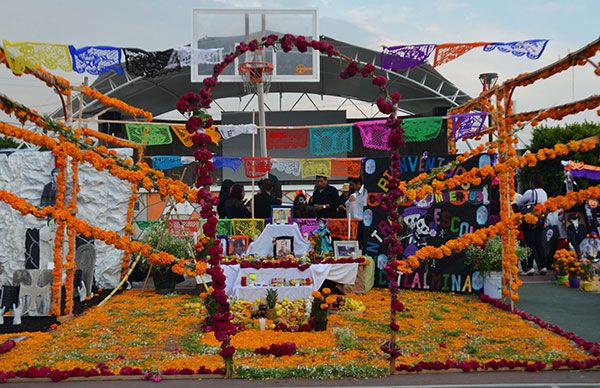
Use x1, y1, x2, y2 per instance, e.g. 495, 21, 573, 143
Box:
259, 318, 266, 331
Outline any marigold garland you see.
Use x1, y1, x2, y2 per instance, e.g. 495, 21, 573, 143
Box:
78, 85, 152, 122
0, 190, 186, 272
121, 183, 138, 279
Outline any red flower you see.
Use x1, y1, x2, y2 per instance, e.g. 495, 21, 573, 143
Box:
360, 63, 375, 77
376, 97, 393, 114
372, 76, 387, 87
295, 36, 308, 53
203, 77, 218, 87
186, 116, 201, 133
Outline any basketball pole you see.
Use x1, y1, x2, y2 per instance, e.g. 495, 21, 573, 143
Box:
257, 83, 268, 158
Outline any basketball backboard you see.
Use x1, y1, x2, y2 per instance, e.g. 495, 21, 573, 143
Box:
191, 9, 319, 83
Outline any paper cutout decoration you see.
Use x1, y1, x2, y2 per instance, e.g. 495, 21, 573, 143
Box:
171, 125, 221, 147
355, 121, 391, 151
433, 42, 490, 67
151, 156, 183, 170
212, 157, 243, 172
294, 218, 320, 239
380, 44, 436, 70
331, 158, 362, 178
2, 40, 73, 75
266, 127, 309, 150
483, 39, 549, 60
125, 123, 173, 145
169, 47, 224, 67
168, 219, 199, 238
450, 112, 487, 141
565, 161, 600, 181
301, 158, 331, 178
242, 157, 272, 179
356, 116, 444, 150
309, 126, 353, 156
69, 45, 123, 75
271, 158, 302, 177
327, 218, 359, 240
123, 48, 178, 78
403, 117, 444, 142
232, 219, 265, 238
218, 124, 258, 140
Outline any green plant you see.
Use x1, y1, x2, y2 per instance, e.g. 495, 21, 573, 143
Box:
465, 236, 530, 275
519, 121, 600, 196
0, 136, 20, 149
266, 288, 278, 309
142, 222, 193, 274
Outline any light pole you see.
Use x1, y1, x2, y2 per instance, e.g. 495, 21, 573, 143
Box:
479, 73, 498, 143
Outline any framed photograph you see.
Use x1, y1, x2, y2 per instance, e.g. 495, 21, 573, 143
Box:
217, 235, 228, 255
228, 235, 249, 257
273, 236, 294, 258
334, 240, 360, 259
271, 205, 293, 225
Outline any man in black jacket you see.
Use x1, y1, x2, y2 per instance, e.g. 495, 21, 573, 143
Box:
309, 175, 340, 219
252, 179, 278, 219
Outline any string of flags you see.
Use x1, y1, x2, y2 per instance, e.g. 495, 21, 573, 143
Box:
2, 38, 548, 77
126, 114, 479, 153
150, 155, 363, 180
381, 39, 549, 70
1, 40, 224, 76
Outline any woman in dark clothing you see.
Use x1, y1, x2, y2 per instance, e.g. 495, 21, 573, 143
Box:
224, 184, 251, 219
217, 179, 234, 218
293, 191, 317, 219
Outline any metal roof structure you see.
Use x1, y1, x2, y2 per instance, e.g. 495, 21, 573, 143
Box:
59, 36, 471, 120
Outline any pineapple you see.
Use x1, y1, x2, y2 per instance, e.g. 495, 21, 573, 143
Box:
266, 288, 278, 309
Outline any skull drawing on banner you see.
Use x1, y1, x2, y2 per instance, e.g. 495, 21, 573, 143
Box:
401, 206, 438, 259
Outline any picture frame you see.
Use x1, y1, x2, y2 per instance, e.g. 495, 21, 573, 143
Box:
228, 235, 249, 257
273, 236, 294, 258
217, 235, 228, 256
271, 205, 293, 225
334, 240, 360, 259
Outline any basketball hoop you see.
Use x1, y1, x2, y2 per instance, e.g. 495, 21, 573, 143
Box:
238, 61, 273, 94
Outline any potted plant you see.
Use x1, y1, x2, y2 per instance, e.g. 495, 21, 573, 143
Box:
265, 288, 278, 320
144, 223, 191, 293
579, 259, 594, 292
552, 249, 576, 286
310, 288, 335, 331
465, 236, 529, 299
567, 260, 583, 289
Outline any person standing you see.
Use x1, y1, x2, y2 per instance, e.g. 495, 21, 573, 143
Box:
517, 174, 548, 275
224, 184, 251, 219
309, 175, 340, 219
217, 179, 234, 218
252, 179, 278, 219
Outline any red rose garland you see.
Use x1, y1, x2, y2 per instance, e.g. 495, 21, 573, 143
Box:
176, 34, 404, 377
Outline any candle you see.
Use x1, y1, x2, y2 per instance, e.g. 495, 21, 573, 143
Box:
259, 318, 266, 331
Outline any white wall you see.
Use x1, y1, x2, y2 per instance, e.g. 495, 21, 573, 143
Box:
0, 149, 133, 288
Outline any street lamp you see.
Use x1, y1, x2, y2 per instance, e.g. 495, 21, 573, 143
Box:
479, 73, 499, 91
479, 73, 498, 143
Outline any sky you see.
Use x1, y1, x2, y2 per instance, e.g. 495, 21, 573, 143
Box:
0, 0, 599, 149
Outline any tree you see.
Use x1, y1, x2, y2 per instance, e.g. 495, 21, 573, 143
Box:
518, 121, 600, 197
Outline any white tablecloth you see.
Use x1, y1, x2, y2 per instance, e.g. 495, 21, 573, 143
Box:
222, 263, 359, 297
247, 223, 312, 256
233, 285, 313, 302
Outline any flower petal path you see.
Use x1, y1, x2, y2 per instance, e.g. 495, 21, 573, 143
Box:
0, 289, 595, 380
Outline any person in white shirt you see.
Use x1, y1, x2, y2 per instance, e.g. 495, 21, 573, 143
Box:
338, 177, 368, 249
517, 174, 548, 276
346, 177, 367, 221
